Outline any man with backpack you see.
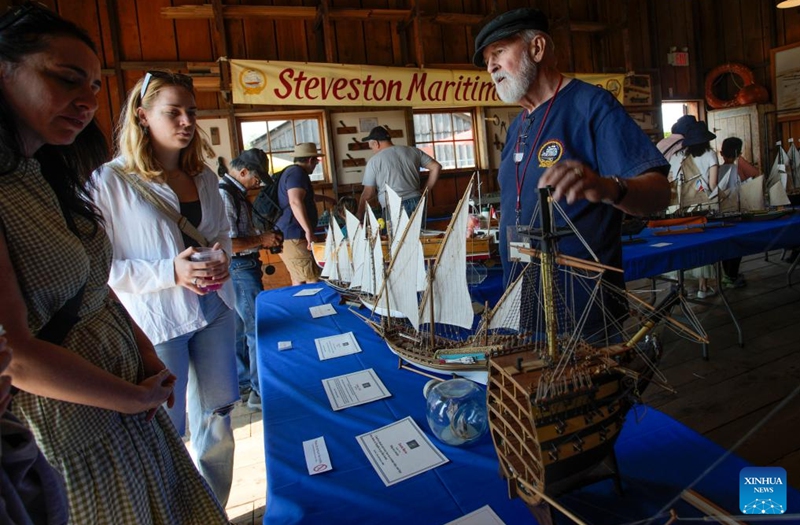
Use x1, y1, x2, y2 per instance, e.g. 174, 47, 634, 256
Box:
219, 149, 282, 410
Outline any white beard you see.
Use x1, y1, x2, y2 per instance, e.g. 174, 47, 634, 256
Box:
492, 52, 538, 104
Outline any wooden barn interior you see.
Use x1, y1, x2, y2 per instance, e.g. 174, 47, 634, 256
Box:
3, 0, 800, 523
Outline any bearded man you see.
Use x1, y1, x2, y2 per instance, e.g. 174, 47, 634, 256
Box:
476, 8, 671, 332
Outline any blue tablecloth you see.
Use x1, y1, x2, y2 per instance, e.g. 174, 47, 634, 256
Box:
622, 212, 800, 281
255, 285, 800, 524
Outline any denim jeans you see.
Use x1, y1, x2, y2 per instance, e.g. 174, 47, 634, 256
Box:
230, 254, 262, 394
154, 292, 238, 507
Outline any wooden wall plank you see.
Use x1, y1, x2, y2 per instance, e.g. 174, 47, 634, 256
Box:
136, 0, 178, 61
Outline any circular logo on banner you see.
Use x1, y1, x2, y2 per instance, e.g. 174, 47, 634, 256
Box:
606, 78, 621, 97
538, 140, 564, 168
240, 69, 267, 95
313, 463, 328, 472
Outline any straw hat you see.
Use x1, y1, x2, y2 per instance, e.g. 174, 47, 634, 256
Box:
291, 143, 324, 158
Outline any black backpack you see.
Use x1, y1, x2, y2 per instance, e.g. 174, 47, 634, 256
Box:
219, 169, 285, 232
251, 168, 285, 231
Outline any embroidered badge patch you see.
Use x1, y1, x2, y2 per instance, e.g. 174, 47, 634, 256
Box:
538, 140, 564, 168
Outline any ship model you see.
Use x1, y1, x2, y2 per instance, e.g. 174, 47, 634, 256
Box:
356, 181, 708, 508
313, 187, 493, 301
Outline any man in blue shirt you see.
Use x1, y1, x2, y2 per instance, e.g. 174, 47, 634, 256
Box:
276, 143, 325, 285
474, 8, 671, 330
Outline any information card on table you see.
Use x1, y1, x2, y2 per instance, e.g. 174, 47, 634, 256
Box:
356, 416, 448, 486
444, 505, 506, 525
314, 332, 362, 360
322, 368, 391, 411
302, 436, 332, 476
309, 303, 337, 318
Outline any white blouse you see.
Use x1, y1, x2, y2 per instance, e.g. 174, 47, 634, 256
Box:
91, 157, 234, 345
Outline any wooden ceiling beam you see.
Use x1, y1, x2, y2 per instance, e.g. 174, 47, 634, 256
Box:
162, 5, 483, 25
327, 9, 410, 22
426, 13, 484, 26
162, 5, 316, 20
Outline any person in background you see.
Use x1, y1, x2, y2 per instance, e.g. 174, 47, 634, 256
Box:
474, 7, 670, 334
356, 126, 442, 224
276, 142, 327, 286
219, 149, 282, 410
657, 114, 698, 179
0, 5, 227, 522
679, 121, 719, 299
91, 70, 238, 507
335, 194, 358, 236
719, 137, 758, 288
1, 332, 70, 525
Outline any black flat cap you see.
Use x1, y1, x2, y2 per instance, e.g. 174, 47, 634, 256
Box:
473, 8, 549, 68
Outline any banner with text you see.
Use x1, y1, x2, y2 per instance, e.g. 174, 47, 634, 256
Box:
230, 59, 624, 107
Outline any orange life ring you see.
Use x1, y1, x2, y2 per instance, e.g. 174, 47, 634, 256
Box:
704, 63, 755, 109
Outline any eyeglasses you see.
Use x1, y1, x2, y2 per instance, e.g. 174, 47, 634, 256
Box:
0, 2, 54, 32
140, 70, 194, 101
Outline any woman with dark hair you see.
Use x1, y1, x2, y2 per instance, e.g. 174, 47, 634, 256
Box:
680, 121, 719, 298
91, 70, 238, 507
0, 4, 228, 523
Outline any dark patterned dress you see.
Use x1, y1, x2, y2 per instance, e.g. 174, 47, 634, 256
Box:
0, 154, 228, 524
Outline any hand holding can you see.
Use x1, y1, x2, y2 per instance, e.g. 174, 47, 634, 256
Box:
189, 247, 226, 292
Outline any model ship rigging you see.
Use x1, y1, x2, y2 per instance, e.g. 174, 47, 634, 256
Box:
354, 180, 705, 381
352, 181, 708, 509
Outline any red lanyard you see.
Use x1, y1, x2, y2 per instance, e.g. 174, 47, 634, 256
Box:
514, 75, 563, 218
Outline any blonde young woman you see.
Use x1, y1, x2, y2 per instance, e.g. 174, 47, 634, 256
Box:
91, 71, 238, 507
0, 5, 227, 523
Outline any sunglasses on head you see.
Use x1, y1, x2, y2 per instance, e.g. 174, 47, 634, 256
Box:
140, 70, 194, 101
0, 2, 56, 32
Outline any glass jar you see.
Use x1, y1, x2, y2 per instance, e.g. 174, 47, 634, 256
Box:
423, 378, 488, 446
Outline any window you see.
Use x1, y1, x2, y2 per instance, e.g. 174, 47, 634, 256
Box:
238, 112, 327, 181
413, 110, 476, 170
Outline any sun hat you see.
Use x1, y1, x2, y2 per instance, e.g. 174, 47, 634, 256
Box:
681, 121, 716, 148
291, 143, 325, 158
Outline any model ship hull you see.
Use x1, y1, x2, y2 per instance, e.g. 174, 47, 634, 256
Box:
486, 345, 643, 505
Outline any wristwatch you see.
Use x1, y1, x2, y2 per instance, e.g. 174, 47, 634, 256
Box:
604, 176, 628, 206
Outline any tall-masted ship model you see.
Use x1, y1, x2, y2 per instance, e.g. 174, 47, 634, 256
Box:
356, 181, 708, 505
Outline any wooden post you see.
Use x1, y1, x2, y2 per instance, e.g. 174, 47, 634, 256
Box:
210, 0, 239, 154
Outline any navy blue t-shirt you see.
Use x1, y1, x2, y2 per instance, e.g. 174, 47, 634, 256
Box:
276, 164, 318, 240
497, 79, 668, 326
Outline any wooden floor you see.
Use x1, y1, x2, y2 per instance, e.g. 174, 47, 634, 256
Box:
636, 250, 800, 491
221, 250, 800, 524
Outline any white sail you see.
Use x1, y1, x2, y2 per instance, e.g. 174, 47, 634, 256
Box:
487, 270, 524, 331
386, 185, 403, 239
767, 142, 789, 189
717, 164, 740, 213
366, 202, 380, 232
347, 210, 366, 290
319, 224, 334, 279
419, 183, 473, 330
332, 218, 352, 283
769, 179, 791, 206
381, 196, 425, 330
359, 207, 383, 296
789, 140, 800, 190
740, 175, 765, 211
391, 209, 409, 258
417, 241, 426, 293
